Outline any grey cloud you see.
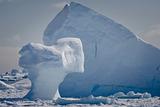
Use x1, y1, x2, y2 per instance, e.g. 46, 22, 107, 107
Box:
140, 25, 160, 49
51, 1, 68, 9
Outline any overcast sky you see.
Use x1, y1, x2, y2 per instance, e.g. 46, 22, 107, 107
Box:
0, 0, 160, 72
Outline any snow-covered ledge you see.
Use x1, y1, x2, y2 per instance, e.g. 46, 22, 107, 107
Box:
18, 37, 84, 100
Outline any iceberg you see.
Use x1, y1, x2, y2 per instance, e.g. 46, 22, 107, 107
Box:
43, 2, 160, 97
19, 37, 84, 100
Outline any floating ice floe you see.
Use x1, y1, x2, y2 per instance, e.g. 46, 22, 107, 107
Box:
0, 81, 14, 90
0, 79, 31, 99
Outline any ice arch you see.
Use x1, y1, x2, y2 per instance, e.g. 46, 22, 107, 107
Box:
19, 37, 84, 100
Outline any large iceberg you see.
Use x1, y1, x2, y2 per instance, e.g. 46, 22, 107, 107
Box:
43, 2, 160, 97
19, 37, 84, 100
